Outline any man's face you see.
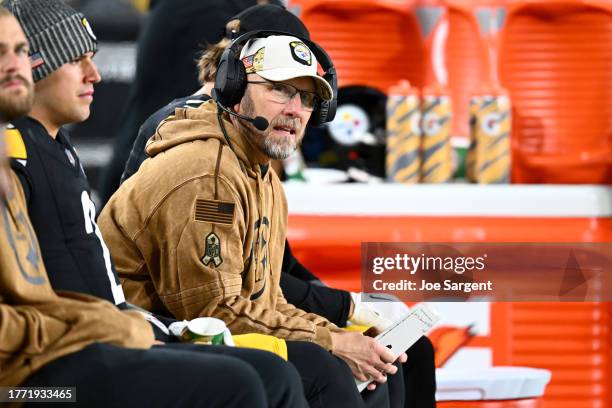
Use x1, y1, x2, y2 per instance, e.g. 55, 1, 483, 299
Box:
0, 14, 34, 197
0, 14, 34, 123
234, 74, 315, 160
33, 52, 101, 127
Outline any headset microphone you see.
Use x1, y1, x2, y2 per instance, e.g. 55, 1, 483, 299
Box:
249, 116, 269, 131
217, 102, 269, 131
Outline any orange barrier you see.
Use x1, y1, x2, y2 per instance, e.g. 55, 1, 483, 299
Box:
440, 400, 541, 408
287, 207, 612, 407
499, 0, 612, 184
288, 215, 612, 277
489, 302, 612, 408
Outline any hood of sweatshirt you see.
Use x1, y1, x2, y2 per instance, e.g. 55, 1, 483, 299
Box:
145, 100, 268, 177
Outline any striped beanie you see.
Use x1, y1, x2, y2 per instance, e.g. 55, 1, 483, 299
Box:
3, 0, 97, 82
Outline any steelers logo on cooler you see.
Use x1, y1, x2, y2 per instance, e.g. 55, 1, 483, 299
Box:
481, 112, 503, 136
328, 104, 370, 146
82, 18, 97, 41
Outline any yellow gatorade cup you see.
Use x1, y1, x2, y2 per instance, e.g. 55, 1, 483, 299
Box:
386, 80, 422, 183
420, 87, 453, 183
469, 91, 511, 183
466, 95, 482, 182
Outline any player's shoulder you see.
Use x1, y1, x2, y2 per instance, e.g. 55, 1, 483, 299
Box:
5, 123, 27, 162
6, 117, 51, 163
140, 94, 211, 140
159, 94, 210, 124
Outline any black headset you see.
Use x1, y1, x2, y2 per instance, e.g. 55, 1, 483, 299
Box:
212, 30, 337, 127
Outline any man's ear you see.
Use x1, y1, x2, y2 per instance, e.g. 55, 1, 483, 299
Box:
233, 101, 241, 113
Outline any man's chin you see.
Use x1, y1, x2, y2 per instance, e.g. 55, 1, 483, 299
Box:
0, 104, 31, 123
1, 86, 27, 98
72, 108, 92, 124
263, 142, 298, 160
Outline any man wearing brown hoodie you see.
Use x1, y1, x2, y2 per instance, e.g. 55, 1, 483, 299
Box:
1, 4, 307, 407
100, 31, 408, 407
118, 7, 436, 406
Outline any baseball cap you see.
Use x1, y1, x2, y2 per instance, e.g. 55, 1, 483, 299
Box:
3, 0, 97, 82
240, 35, 332, 101
228, 4, 310, 40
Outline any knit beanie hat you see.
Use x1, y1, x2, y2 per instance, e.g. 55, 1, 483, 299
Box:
3, 0, 98, 82
228, 4, 310, 40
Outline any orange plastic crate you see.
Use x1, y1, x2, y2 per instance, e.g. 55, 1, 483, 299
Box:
499, 0, 612, 183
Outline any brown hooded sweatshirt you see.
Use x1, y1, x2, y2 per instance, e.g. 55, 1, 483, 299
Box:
0, 170, 154, 386
98, 100, 338, 350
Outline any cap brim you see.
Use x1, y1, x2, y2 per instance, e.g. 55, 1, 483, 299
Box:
257, 68, 333, 102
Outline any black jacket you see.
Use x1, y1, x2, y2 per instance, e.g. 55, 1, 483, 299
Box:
10, 117, 124, 305
121, 94, 210, 184
98, 0, 281, 205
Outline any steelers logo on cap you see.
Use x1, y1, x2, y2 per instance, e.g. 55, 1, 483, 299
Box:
82, 18, 97, 41
289, 41, 312, 66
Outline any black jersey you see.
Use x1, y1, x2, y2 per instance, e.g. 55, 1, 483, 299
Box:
8, 117, 125, 305
120, 93, 210, 184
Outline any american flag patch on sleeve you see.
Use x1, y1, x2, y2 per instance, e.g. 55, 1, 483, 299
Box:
30, 52, 44, 69
194, 199, 235, 224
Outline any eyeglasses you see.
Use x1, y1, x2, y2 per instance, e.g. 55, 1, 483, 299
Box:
246, 80, 318, 111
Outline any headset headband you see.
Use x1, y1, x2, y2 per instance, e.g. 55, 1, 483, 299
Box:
228, 29, 334, 76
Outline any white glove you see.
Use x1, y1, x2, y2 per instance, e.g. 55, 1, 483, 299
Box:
362, 293, 411, 323
349, 292, 410, 331
349, 292, 393, 331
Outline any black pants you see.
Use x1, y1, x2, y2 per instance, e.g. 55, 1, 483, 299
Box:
24, 342, 307, 408
282, 273, 436, 408
287, 341, 407, 408
404, 336, 437, 408
287, 341, 364, 408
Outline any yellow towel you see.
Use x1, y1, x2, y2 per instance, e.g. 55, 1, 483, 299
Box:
233, 334, 288, 361
5, 128, 26, 160
344, 325, 370, 333
233, 326, 372, 360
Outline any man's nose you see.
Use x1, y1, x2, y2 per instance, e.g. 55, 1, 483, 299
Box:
1, 52, 20, 74
282, 94, 302, 115
83, 58, 101, 84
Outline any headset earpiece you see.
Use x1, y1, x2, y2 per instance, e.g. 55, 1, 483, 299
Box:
213, 46, 247, 108
310, 68, 337, 127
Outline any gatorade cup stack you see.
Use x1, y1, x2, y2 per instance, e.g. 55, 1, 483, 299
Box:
420, 86, 453, 183
467, 7, 512, 184
386, 80, 422, 183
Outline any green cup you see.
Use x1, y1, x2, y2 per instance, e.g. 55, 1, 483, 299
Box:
182, 317, 226, 345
